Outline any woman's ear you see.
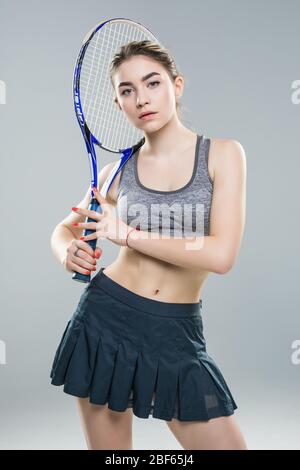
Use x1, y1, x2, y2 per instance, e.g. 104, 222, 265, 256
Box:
114, 96, 122, 111
174, 75, 184, 102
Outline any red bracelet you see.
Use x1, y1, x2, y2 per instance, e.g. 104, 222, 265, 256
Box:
126, 226, 140, 248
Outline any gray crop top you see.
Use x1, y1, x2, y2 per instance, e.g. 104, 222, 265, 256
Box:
116, 134, 213, 237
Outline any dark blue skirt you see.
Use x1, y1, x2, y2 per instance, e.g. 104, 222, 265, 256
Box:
50, 267, 238, 421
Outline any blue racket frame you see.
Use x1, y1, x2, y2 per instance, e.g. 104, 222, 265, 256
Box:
72, 17, 145, 283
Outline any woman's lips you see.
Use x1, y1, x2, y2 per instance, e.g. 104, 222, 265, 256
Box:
139, 112, 158, 120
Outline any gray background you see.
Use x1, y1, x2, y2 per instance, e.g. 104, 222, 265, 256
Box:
0, 0, 299, 450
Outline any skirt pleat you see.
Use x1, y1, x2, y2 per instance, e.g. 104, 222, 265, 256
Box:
105, 338, 140, 411
89, 332, 119, 405
64, 320, 99, 395
50, 267, 238, 421
50, 318, 83, 386
151, 349, 181, 420
130, 347, 160, 418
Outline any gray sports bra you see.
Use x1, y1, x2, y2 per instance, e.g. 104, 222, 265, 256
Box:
116, 134, 213, 237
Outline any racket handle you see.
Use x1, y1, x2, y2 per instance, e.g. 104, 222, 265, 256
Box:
72, 197, 102, 283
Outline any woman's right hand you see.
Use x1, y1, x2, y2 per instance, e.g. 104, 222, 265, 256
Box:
63, 239, 102, 275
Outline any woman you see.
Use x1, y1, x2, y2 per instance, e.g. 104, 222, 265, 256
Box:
50, 40, 247, 450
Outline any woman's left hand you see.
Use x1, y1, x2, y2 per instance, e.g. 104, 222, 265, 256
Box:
72, 186, 131, 247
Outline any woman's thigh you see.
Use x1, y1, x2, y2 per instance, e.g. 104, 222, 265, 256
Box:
75, 397, 134, 450
166, 414, 248, 450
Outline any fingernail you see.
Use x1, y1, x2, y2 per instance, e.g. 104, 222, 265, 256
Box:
72, 222, 79, 227
80, 236, 85, 240
85, 271, 90, 275
72, 207, 79, 211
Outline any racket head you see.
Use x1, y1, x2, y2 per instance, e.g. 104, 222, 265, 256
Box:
73, 17, 162, 154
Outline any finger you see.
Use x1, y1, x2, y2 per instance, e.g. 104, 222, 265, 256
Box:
70, 262, 94, 276
94, 247, 102, 259
92, 186, 105, 200
82, 247, 98, 266
73, 246, 80, 257
74, 243, 97, 268
71, 255, 97, 271
79, 232, 99, 242
72, 206, 101, 221
77, 239, 96, 258
92, 187, 111, 210
72, 221, 98, 231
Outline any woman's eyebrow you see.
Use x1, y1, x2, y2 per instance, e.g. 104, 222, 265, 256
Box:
118, 72, 161, 88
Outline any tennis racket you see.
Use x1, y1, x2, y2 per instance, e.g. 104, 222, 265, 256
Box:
72, 17, 161, 283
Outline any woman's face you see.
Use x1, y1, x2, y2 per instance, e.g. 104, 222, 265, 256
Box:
113, 55, 183, 131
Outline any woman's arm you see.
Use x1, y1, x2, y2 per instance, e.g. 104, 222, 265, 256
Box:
51, 225, 77, 266
127, 139, 247, 274
50, 162, 116, 265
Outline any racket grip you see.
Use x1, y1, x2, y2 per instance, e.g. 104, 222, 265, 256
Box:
72, 197, 102, 283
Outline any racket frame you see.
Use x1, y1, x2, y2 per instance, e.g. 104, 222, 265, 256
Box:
71, 18, 154, 283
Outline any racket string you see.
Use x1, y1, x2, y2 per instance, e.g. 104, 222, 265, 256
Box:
77, 19, 160, 151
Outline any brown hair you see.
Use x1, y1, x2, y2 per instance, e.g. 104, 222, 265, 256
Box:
109, 39, 184, 118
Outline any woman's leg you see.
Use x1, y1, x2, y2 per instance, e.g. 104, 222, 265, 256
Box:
75, 397, 134, 450
166, 414, 248, 450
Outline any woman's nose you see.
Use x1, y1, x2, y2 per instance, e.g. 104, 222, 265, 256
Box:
137, 96, 150, 107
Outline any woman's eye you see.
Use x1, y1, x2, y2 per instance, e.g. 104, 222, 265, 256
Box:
121, 81, 160, 96
148, 80, 160, 88
121, 88, 132, 96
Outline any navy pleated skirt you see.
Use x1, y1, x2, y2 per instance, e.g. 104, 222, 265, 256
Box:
50, 267, 238, 421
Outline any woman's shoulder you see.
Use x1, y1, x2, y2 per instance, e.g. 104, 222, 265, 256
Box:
209, 137, 245, 156
208, 137, 246, 181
